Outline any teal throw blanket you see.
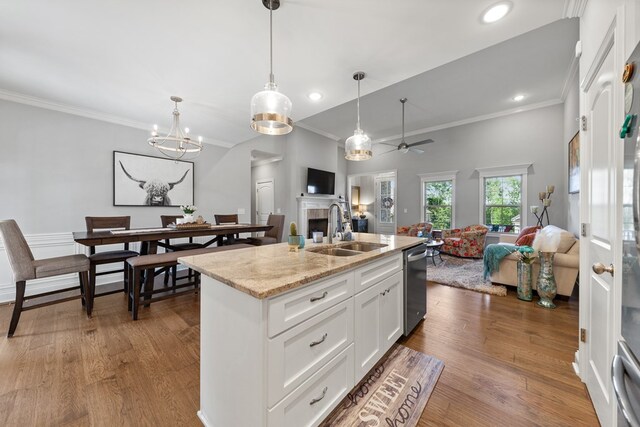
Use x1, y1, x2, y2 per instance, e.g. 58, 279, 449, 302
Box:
483, 244, 518, 279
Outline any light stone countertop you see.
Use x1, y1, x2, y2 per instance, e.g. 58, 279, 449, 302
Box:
178, 233, 425, 299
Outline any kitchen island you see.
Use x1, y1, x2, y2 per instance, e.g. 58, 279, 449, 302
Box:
179, 233, 425, 427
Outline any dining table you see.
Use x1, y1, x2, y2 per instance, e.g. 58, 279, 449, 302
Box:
73, 223, 273, 254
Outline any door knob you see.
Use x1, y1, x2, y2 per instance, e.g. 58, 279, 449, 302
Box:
592, 262, 614, 276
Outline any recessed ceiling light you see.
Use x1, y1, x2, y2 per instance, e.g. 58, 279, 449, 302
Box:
513, 94, 525, 102
482, 1, 512, 23
308, 92, 323, 101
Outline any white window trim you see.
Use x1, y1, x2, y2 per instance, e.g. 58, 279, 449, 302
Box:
418, 170, 457, 229
476, 163, 531, 235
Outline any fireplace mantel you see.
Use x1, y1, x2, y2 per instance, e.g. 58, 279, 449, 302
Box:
296, 195, 341, 238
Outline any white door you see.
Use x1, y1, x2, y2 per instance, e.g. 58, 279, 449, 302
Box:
581, 32, 618, 427
375, 173, 396, 235
256, 179, 274, 226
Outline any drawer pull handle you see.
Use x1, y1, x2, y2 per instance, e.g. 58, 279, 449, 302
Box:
380, 290, 387, 296
310, 333, 328, 347
309, 387, 328, 405
310, 291, 328, 302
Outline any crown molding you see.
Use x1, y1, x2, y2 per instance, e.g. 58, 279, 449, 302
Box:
372, 99, 563, 145
295, 121, 342, 142
0, 89, 234, 148
563, 0, 588, 18
561, 54, 580, 101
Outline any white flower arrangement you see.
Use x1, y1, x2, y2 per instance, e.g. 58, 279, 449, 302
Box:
532, 225, 562, 253
180, 205, 197, 214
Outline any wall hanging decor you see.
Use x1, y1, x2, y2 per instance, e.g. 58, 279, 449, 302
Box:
568, 131, 580, 194
113, 151, 194, 207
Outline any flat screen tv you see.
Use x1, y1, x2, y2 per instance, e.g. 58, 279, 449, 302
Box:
307, 168, 335, 195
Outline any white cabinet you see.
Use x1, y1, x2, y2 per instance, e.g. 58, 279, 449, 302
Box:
354, 271, 404, 379
267, 299, 353, 406
198, 252, 405, 427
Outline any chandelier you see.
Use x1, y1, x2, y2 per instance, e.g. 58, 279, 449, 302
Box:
345, 72, 372, 161
148, 96, 203, 160
250, 0, 293, 135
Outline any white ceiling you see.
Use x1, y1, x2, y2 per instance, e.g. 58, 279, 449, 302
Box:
0, 0, 573, 147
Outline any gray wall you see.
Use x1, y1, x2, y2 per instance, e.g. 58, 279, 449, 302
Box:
0, 99, 345, 239
563, 75, 580, 237
0, 99, 231, 233
247, 127, 345, 230
346, 104, 568, 231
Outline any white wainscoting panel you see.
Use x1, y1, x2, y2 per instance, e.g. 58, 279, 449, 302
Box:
0, 232, 143, 303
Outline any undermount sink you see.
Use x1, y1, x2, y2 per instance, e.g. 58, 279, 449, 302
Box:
337, 242, 388, 252
307, 247, 362, 257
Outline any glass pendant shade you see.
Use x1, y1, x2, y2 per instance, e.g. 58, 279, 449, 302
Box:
250, 0, 293, 136
251, 81, 293, 135
345, 71, 371, 161
345, 128, 372, 161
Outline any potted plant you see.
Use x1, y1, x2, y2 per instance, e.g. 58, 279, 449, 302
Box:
180, 205, 197, 223
288, 222, 305, 252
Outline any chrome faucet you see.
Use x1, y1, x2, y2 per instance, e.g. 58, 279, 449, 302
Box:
328, 202, 346, 244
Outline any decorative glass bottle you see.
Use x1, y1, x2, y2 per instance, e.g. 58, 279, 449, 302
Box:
517, 261, 533, 301
536, 252, 557, 309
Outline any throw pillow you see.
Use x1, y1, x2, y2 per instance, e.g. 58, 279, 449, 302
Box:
515, 232, 536, 247
517, 225, 540, 241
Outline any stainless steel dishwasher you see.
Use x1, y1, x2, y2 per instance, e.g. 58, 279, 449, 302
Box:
403, 242, 428, 336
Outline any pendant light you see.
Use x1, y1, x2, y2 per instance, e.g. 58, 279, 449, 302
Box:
148, 96, 203, 161
345, 71, 372, 161
250, 0, 293, 135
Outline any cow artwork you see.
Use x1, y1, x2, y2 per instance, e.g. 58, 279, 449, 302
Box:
118, 161, 190, 206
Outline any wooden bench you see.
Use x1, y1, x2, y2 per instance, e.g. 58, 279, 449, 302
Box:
126, 244, 253, 320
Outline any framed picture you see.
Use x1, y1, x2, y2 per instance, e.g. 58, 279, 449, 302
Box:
113, 151, 194, 206
568, 132, 580, 194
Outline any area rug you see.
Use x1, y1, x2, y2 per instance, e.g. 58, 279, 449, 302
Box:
320, 344, 444, 427
428, 254, 507, 296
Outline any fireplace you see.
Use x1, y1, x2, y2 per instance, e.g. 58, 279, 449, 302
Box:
308, 218, 328, 238
296, 195, 340, 238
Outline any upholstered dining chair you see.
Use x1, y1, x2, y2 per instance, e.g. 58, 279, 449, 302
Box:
214, 214, 251, 245
0, 219, 91, 337
85, 216, 139, 298
160, 215, 204, 286
248, 214, 285, 246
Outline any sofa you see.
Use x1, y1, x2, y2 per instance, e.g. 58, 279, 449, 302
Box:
489, 230, 579, 297
441, 224, 489, 258
396, 222, 432, 237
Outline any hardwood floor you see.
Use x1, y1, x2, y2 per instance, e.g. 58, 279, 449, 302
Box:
401, 283, 599, 427
0, 281, 599, 426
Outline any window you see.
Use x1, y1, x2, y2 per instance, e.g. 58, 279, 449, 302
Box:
419, 171, 457, 230
477, 164, 530, 234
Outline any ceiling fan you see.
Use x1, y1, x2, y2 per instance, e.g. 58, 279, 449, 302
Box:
379, 98, 435, 155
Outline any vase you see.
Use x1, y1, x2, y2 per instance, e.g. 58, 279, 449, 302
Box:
183, 213, 194, 223
536, 251, 557, 309
516, 261, 533, 301
288, 235, 305, 252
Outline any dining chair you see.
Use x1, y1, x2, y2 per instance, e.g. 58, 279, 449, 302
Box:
214, 214, 251, 245
248, 214, 285, 246
160, 215, 204, 286
0, 219, 91, 337
85, 216, 139, 298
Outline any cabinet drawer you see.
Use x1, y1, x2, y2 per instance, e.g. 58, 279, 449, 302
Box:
268, 299, 353, 407
354, 253, 402, 293
268, 344, 354, 427
268, 272, 354, 337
